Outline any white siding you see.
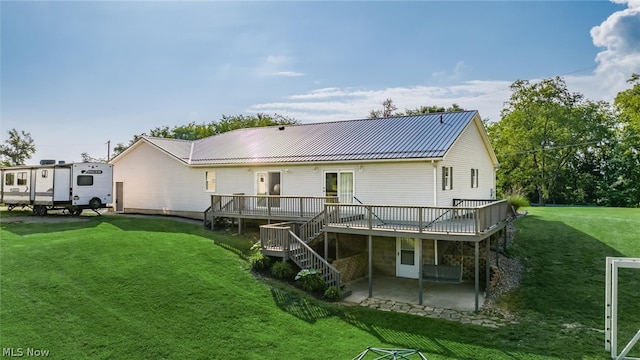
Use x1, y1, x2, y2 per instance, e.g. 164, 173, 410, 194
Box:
437, 119, 496, 206
113, 142, 208, 214
216, 162, 435, 206
113, 119, 496, 215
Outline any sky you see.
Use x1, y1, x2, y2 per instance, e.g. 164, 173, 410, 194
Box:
2, 0, 640, 165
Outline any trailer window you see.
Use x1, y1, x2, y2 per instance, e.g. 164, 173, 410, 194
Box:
17, 172, 27, 186
5, 173, 14, 186
77, 175, 94, 186
205, 171, 216, 192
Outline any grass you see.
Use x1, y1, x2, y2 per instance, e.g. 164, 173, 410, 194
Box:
1, 208, 639, 359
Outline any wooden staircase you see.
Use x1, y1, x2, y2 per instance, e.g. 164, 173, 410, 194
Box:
260, 217, 340, 289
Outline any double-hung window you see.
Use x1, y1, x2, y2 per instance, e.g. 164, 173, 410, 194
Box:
442, 166, 453, 190
471, 168, 479, 188
205, 171, 216, 192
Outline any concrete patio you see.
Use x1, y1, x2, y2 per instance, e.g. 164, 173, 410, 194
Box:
343, 276, 485, 312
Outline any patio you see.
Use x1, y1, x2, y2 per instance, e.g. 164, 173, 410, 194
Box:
343, 276, 485, 312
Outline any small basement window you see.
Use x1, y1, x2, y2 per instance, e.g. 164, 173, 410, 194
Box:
77, 175, 94, 186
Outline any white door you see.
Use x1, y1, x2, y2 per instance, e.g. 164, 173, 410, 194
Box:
396, 237, 420, 279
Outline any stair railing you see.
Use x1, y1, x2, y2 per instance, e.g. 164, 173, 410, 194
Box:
287, 230, 341, 289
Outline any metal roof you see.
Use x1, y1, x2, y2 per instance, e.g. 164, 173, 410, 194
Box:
144, 137, 192, 163
143, 110, 480, 165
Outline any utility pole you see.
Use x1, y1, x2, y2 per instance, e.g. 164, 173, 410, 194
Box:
106, 140, 111, 162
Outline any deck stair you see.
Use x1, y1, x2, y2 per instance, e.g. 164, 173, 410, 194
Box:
260, 223, 340, 288
298, 209, 326, 245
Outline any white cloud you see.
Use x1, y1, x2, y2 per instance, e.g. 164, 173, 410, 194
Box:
575, 0, 640, 101
275, 71, 303, 77
256, 55, 304, 77
249, 1, 640, 124
249, 81, 512, 122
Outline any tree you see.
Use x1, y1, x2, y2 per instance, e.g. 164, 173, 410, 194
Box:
0, 129, 36, 166
368, 98, 399, 118
404, 104, 464, 115
368, 99, 465, 118
488, 77, 617, 205
80, 152, 106, 163
603, 73, 640, 207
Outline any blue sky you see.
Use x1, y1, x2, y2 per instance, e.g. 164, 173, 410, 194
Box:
2, 0, 640, 164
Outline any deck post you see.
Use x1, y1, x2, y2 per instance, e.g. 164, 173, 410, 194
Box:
486, 237, 491, 298
368, 235, 373, 298
418, 239, 423, 305
324, 231, 328, 260
237, 218, 243, 235
475, 241, 479, 312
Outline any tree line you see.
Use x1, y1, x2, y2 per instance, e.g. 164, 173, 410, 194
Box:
2, 75, 638, 207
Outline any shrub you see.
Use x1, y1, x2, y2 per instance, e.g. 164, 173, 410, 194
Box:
271, 261, 296, 279
248, 251, 271, 271
507, 194, 530, 211
323, 286, 341, 301
294, 268, 327, 293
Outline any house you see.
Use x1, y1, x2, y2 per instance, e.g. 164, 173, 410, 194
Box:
111, 110, 509, 310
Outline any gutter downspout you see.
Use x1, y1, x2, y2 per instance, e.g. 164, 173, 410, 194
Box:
432, 160, 438, 206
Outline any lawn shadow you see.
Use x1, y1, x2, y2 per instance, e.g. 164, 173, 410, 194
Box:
324, 213, 639, 359
269, 287, 337, 323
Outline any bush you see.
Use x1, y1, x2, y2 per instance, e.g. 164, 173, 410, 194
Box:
323, 286, 341, 301
507, 194, 530, 211
271, 261, 296, 279
248, 251, 271, 271
294, 268, 327, 293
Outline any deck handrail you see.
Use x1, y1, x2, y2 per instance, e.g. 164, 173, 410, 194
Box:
299, 209, 326, 243
287, 230, 341, 289
260, 222, 341, 288
325, 199, 509, 235
211, 194, 338, 219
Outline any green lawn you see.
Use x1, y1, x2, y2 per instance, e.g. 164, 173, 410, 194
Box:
1, 208, 638, 359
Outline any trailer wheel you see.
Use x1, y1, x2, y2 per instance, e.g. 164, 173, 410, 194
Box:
33, 205, 47, 216
89, 197, 102, 210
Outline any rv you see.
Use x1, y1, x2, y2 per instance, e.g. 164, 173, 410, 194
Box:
1, 162, 113, 216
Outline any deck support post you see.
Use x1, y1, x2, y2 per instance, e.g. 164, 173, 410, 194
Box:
237, 218, 243, 235
418, 239, 423, 305
475, 241, 479, 312
368, 235, 373, 298
486, 237, 491, 298
324, 231, 328, 259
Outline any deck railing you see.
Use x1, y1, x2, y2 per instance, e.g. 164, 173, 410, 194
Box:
325, 199, 509, 235
260, 222, 341, 288
211, 194, 338, 219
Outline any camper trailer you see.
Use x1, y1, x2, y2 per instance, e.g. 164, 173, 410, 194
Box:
1, 162, 113, 216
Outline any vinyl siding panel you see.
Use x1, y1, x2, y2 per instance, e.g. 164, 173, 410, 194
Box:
437, 119, 496, 206
113, 142, 208, 214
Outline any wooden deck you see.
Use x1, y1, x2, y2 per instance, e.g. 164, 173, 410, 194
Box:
208, 194, 509, 242
208, 194, 337, 221
324, 200, 510, 241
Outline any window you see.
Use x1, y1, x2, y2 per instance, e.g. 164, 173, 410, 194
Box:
17, 172, 27, 186
42, 170, 48, 178
471, 168, 479, 188
442, 166, 453, 190
205, 171, 216, 192
77, 175, 93, 186
5, 173, 14, 186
